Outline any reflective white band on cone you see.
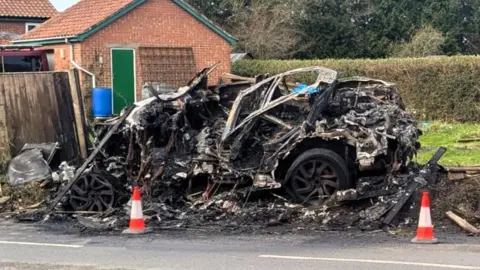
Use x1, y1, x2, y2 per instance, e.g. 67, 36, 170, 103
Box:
418, 207, 433, 227
130, 200, 144, 219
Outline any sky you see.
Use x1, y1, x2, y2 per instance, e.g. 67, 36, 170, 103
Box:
49, 0, 79, 11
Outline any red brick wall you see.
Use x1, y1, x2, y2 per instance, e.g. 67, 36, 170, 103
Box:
41, 44, 82, 71
80, 0, 232, 101
0, 21, 25, 44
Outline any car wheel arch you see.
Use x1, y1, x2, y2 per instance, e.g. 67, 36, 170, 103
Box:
274, 137, 356, 184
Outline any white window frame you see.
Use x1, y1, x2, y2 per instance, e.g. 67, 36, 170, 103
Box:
25, 23, 41, 33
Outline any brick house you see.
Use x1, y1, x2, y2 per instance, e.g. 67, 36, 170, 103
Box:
0, 0, 57, 44
13, 0, 236, 114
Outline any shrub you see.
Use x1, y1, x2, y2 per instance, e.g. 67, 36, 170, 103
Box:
390, 25, 446, 58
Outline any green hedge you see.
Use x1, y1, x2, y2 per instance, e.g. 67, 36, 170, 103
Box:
232, 56, 480, 122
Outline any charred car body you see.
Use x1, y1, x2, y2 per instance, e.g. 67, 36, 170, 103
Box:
75, 66, 421, 211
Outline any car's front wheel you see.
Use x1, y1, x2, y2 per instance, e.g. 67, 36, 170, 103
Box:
284, 148, 352, 204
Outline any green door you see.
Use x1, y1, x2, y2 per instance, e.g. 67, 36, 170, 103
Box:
112, 49, 135, 114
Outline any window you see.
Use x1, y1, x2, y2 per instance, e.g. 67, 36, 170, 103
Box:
25, 23, 40, 33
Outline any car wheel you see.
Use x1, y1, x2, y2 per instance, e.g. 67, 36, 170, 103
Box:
69, 172, 117, 212
285, 148, 352, 204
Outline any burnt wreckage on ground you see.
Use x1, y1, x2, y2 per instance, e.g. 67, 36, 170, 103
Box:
7, 65, 425, 224
68, 65, 422, 212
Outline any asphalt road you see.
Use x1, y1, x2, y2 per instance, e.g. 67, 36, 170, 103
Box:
0, 220, 479, 270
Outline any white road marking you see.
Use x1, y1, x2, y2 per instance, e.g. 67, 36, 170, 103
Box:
0, 240, 83, 248
259, 255, 480, 269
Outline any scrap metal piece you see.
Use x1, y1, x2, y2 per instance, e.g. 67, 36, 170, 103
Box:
427, 147, 447, 166
46, 106, 135, 213
145, 64, 219, 103
261, 114, 293, 130
423, 147, 447, 184
382, 179, 419, 226
253, 174, 282, 189
382, 147, 447, 226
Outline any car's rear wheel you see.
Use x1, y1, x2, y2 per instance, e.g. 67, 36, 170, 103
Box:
285, 148, 352, 204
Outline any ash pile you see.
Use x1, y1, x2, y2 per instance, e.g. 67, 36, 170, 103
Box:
6, 66, 446, 232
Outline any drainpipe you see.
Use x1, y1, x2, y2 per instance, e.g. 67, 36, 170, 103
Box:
67, 38, 96, 88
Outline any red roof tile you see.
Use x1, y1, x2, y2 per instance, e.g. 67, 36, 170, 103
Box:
0, 0, 57, 18
19, 0, 136, 40
14, 0, 236, 45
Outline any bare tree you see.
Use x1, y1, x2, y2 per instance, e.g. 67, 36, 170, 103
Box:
230, 0, 310, 59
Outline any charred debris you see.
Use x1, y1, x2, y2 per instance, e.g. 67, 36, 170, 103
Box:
6, 65, 447, 232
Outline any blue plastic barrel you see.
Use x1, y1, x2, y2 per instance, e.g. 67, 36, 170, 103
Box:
92, 87, 113, 118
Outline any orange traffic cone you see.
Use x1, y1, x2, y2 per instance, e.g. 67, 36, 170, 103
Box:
123, 187, 149, 234
411, 191, 438, 244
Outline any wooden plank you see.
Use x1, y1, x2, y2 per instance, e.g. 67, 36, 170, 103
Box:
52, 73, 68, 159
68, 69, 88, 159
53, 72, 80, 162
447, 172, 467, 181
4, 75, 14, 151
3, 74, 18, 154
18, 74, 30, 146
447, 167, 480, 172
9, 74, 24, 153
28, 74, 44, 143
24, 73, 37, 142
73, 69, 90, 151
0, 75, 13, 156
0, 78, 10, 162
36, 74, 51, 143
14, 73, 35, 146
446, 211, 480, 234
24, 73, 45, 143
46, 73, 61, 143
51, 73, 69, 161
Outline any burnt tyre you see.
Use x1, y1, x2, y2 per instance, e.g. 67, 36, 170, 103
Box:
69, 172, 117, 212
285, 148, 352, 204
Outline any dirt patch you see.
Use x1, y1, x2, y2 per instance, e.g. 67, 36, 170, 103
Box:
0, 176, 46, 214
432, 177, 480, 230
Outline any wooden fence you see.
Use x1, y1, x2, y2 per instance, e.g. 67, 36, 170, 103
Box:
0, 72, 81, 163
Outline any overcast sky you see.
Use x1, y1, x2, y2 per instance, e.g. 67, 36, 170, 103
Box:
49, 0, 79, 11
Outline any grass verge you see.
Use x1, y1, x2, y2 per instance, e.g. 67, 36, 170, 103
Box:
416, 122, 480, 166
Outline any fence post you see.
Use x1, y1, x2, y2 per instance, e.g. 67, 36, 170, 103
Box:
0, 84, 10, 168
68, 69, 88, 159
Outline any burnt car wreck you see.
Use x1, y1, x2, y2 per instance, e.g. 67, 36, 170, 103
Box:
9, 65, 435, 230
71, 66, 421, 209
